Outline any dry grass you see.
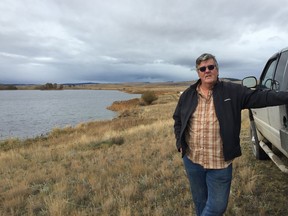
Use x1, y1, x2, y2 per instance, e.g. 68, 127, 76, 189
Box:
1, 84, 288, 216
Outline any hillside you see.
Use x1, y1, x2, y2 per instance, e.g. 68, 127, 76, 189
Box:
0, 84, 287, 216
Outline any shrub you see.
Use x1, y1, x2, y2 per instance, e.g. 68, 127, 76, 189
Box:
141, 91, 158, 105
112, 136, 125, 145
88, 136, 125, 149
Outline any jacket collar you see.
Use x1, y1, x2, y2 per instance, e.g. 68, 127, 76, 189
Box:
190, 79, 220, 90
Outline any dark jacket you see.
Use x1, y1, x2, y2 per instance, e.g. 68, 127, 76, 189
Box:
173, 79, 288, 161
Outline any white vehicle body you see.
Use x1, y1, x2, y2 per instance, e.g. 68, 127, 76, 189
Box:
243, 47, 288, 172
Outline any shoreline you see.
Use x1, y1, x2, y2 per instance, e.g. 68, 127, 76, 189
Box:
0, 91, 143, 142
0, 87, 178, 144
0, 82, 187, 142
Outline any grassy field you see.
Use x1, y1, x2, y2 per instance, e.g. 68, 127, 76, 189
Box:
0, 82, 288, 216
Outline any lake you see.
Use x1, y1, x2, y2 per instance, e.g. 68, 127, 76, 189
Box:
0, 90, 140, 140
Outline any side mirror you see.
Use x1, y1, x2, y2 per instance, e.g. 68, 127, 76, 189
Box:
242, 76, 257, 88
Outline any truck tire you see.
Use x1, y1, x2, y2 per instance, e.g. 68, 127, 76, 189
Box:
249, 121, 270, 160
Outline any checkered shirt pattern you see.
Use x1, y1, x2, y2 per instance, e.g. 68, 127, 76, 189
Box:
185, 86, 232, 169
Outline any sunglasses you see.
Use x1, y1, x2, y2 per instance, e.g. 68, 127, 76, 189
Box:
198, 65, 216, 72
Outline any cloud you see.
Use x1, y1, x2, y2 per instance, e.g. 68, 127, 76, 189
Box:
0, 0, 287, 84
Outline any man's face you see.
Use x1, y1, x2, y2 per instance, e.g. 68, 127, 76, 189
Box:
197, 59, 219, 85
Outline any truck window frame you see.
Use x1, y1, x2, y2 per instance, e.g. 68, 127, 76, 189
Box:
259, 57, 278, 90
274, 51, 288, 91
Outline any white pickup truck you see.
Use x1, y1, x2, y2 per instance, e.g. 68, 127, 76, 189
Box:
242, 47, 288, 173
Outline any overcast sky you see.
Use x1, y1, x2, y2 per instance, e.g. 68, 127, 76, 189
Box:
0, 0, 287, 84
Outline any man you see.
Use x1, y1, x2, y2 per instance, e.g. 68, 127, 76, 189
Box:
173, 53, 288, 216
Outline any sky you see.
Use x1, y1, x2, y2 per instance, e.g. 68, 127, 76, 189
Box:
0, 0, 287, 84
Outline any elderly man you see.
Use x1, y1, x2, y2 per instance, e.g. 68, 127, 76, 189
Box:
173, 53, 288, 216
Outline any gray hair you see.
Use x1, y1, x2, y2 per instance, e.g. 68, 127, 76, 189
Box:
196, 53, 219, 70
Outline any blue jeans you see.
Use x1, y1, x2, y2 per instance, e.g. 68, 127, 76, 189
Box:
183, 155, 232, 216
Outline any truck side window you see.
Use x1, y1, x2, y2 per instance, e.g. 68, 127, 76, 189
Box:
274, 51, 288, 91
260, 59, 277, 89
284, 60, 288, 91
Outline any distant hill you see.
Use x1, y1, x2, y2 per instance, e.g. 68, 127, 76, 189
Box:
221, 77, 241, 82
0, 84, 17, 90
61, 82, 100, 86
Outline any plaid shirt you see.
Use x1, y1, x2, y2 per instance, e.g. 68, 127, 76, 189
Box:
185, 86, 231, 169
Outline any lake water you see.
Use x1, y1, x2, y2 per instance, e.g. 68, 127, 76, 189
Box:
0, 90, 140, 140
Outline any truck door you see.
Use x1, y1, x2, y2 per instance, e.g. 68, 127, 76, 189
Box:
252, 58, 277, 141
281, 60, 288, 155
267, 50, 288, 152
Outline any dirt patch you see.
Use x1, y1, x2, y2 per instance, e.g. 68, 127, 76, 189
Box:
107, 98, 140, 111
